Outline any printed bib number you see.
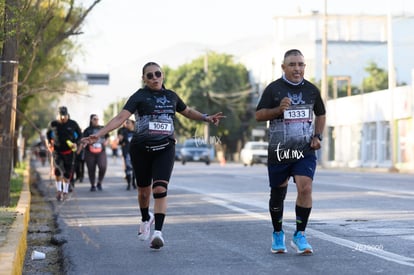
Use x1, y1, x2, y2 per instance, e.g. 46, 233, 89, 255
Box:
149, 121, 172, 133
284, 105, 312, 123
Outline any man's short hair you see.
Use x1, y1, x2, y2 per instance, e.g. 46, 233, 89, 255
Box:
283, 49, 303, 60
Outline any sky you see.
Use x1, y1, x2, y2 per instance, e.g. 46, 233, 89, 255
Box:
66, 0, 414, 127
73, 0, 412, 72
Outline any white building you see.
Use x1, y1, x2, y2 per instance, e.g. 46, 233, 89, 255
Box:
272, 13, 414, 86
326, 85, 414, 172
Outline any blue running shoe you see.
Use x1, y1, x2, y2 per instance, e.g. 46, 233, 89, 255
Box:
290, 231, 313, 255
271, 231, 287, 254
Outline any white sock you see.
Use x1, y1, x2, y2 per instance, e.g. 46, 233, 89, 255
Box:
63, 182, 69, 193
56, 181, 62, 192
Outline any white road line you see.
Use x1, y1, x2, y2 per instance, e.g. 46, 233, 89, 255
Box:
176, 185, 414, 267
306, 228, 414, 267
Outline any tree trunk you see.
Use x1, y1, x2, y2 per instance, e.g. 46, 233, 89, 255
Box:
0, 0, 19, 207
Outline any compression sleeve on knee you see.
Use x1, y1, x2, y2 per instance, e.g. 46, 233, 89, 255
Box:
269, 186, 287, 212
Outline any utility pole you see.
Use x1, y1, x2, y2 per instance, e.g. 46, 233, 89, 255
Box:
204, 53, 210, 142
387, 6, 398, 172
320, 0, 329, 167
0, 0, 20, 206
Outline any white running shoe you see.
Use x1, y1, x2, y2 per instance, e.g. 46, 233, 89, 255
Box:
138, 212, 154, 241
56, 191, 62, 201
62, 192, 69, 201
150, 230, 164, 249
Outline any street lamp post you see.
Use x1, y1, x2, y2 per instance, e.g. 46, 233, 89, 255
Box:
387, 7, 399, 172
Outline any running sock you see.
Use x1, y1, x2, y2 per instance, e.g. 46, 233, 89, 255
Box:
140, 208, 150, 222
154, 213, 165, 231
63, 182, 69, 193
295, 205, 312, 232
55, 181, 62, 192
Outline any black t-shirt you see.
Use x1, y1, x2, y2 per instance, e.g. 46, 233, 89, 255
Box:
46, 119, 82, 152
123, 86, 187, 144
117, 126, 134, 156
256, 78, 326, 164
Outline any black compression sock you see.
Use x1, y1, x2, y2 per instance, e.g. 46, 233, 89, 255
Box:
140, 208, 150, 221
154, 213, 165, 231
295, 205, 312, 232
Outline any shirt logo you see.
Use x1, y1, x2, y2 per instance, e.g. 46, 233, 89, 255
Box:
288, 92, 305, 105
156, 95, 170, 105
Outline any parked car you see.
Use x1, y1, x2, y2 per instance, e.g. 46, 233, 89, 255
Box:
180, 139, 211, 165
240, 141, 268, 166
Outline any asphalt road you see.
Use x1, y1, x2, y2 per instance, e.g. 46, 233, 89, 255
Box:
27, 159, 414, 275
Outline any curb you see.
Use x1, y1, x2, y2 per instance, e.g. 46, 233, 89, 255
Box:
0, 166, 31, 275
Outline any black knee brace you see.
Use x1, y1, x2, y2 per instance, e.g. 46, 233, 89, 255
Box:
152, 181, 168, 199
269, 186, 287, 213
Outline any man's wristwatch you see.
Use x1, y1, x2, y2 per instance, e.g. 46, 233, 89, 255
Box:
202, 113, 209, 122
313, 134, 323, 141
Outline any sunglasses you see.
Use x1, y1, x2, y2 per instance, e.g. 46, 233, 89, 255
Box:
146, 71, 162, 80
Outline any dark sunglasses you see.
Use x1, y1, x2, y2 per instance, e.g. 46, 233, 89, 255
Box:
146, 71, 162, 80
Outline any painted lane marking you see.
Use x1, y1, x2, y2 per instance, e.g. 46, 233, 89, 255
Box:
174, 185, 414, 267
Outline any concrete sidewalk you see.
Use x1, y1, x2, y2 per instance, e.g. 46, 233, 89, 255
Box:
0, 156, 126, 274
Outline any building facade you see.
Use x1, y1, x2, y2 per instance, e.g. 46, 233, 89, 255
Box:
326, 84, 414, 172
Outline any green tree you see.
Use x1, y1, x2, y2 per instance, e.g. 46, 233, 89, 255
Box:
103, 98, 127, 127
165, 52, 254, 159
17, 0, 102, 142
362, 61, 388, 93
0, 0, 19, 207
0, 0, 102, 206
